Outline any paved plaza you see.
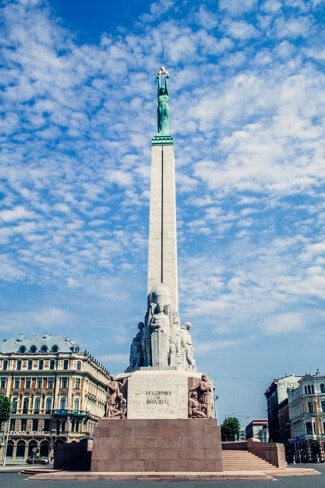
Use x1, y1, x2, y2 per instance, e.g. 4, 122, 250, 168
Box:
0, 465, 324, 488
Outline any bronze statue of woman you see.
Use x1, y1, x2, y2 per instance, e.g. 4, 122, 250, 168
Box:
157, 68, 170, 135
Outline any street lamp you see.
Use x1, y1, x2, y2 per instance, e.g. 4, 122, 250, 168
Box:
2, 417, 10, 466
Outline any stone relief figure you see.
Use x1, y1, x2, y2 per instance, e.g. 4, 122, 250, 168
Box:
188, 390, 206, 418
157, 66, 170, 135
141, 322, 152, 367
188, 374, 214, 419
169, 313, 181, 368
106, 378, 127, 419
180, 322, 196, 370
127, 322, 145, 370
128, 337, 142, 370
150, 303, 171, 367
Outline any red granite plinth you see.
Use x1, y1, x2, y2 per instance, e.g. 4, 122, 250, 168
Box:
91, 418, 223, 472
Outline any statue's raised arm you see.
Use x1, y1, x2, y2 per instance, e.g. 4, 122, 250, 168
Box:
156, 66, 170, 135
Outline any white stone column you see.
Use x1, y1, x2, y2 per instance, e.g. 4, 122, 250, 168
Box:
148, 143, 178, 313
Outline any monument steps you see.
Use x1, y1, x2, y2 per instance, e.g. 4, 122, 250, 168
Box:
222, 450, 275, 471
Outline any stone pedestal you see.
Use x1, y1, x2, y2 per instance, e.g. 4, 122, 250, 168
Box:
91, 418, 223, 472
127, 369, 202, 419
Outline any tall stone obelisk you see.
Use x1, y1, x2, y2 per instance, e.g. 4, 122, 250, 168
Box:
148, 67, 178, 313
91, 69, 222, 474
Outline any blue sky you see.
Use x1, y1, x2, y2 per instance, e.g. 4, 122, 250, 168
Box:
0, 0, 324, 425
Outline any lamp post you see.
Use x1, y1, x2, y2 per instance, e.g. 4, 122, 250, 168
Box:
2, 417, 10, 466
213, 388, 219, 422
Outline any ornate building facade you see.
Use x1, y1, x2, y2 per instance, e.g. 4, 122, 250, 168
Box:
288, 371, 325, 462
0, 334, 110, 462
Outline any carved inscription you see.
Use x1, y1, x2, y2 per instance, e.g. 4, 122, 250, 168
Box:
146, 390, 172, 405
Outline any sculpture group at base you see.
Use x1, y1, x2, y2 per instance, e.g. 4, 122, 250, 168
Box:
127, 283, 197, 372
188, 374, 214, 419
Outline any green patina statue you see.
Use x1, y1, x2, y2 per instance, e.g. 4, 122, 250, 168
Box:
157, 66, 170, 135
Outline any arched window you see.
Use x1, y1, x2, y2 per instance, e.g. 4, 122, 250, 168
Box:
41, 345, 48, 353
28, 440, 37, 457
40, 440, 49, 457
45, 397, 52, 414
320, 384, 325, 393
16, 440, 26, 459
19, 345, 26, 353
76, 361, 81, 371
30, 345, 37, 353
39, 359, 44, 370
60, 397, 66, 410
23, 397, 29, 413
34, 397, 41, 414
17, 359, 22, 371
6, 441, 14, 459
74, 398, 79, 412
51, 345, 59, 353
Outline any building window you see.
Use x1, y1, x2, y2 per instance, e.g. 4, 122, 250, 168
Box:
16, 440, 26, 459
41, 345, 48, 353
0, 377, 6, 389
10, 419, 15, 431
14, 377, 20, 389
61, 377, 68, 389
28, 359, 33, 370
60, 397, 66, 410
320, 384, 325, 393
308, 402, 314, 413
6, 441, 14, 459
63, 359, 69, 370
321, 401, 325, 412
74, 398, 79, 412
50, 359, 55, 370
32, 419, 39, 431
51, 345, 59, 353
30, 345, 37, 353
12, 398, 18, 413
48, 377, 54, 389
39, 359, 44, 370
23, 398, 29, 414
306, 422, 313, 435
34, 397, 40, 414
19, 345, 26, 353
25, 378, 31, 389
44, 419, 50, 431
75, 378, 80, 389
17, 359, 22, 371
76, 361, 81, 371
45, 397, 52, 414
3, 360, 8, 371
21, 418, 27, 431
37, 377, 42, 388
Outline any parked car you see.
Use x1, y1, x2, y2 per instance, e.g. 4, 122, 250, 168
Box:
26, 456, 49, 464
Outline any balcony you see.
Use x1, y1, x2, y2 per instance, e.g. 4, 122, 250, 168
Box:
51, 409, 90, 420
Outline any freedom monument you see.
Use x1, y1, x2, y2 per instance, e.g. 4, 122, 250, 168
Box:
91, 68, 222, 472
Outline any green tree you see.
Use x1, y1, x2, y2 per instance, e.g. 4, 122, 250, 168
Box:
0, 394, 11, 431
221, 416, 241, 441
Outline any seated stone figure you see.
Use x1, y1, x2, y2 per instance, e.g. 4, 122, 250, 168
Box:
188, 390, 206, 418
